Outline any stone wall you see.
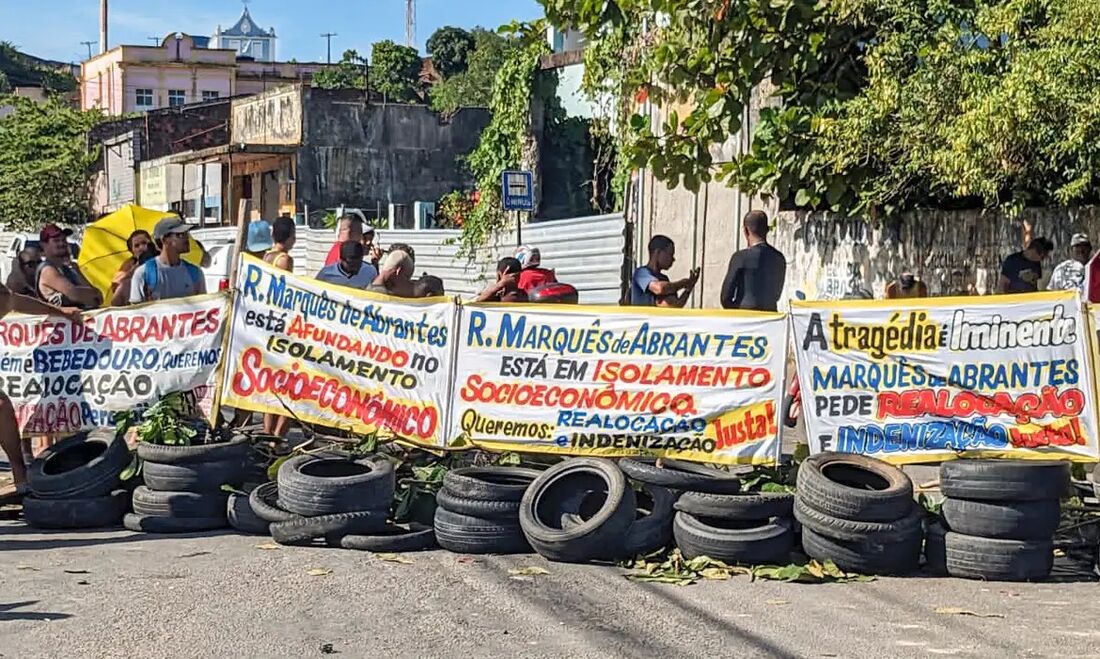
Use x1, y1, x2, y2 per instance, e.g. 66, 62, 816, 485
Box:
771, 207, 1100, 305
296, 89, 490, 212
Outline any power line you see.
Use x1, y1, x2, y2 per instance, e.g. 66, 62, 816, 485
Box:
147, 37, 161, 45
320, 32, 337, 64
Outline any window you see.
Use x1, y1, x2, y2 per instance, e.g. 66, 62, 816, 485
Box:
201, 90, 220, 101
135, 88, 153, 109
168, 90, 186, 107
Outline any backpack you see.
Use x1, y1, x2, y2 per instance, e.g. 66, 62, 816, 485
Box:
141, 259, 203, 301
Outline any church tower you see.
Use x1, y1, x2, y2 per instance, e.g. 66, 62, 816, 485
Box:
212, 2, 277, 62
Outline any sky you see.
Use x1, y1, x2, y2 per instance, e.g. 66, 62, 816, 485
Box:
0, 0, 545, 64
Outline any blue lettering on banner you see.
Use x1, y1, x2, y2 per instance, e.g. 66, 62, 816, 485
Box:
475, 311, 769, 359
836, 418, 1009, 454
812, 359, 1078, 392
32, 347, 162, 374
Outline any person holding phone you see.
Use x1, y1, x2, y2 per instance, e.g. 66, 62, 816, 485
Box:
631, 235, 699, 308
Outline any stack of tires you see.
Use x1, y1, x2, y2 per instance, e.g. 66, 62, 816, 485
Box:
125, 434, 249, 533
254, 454, 415, 548
794, 452, 923, 575
613, 457, 794, 565
23, 429, 130, 529
434, 467, 541, 554
927, 460, 1067, 581
515, 458, 681, 563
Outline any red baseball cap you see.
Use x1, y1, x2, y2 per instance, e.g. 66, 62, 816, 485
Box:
40, 223, 73, 243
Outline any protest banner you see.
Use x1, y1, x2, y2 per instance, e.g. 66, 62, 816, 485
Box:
790, 291, 1100, 464
221, 255, 456, 447
1, 294, 226, 435
450, 304, 788, 465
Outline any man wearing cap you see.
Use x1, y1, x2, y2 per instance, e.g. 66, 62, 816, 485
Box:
130, 217, 206, 303
515, 245, 557, 293
1048, 233, 1093, 294
36, 223, 102, 309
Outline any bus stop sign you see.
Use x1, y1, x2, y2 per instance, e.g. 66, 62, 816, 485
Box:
501, 170, 534, 211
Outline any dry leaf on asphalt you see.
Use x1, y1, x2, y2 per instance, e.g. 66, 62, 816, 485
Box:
766, 599, 790, 606
255, 543, 281, 550
375, 553, 413, 564
306, 568, 333, 577
16, 565, 39, 571
508, 567, 550, 576
934, 607, 1005, 618
177, 551, 212, 559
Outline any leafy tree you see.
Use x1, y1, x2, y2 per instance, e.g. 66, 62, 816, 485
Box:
430, 28, 516, 113
0, 95, 103, 230
371, 40, 422, 103
426, 26, 476, 78
542, 0, 1100, 216
312, 49, 368, 90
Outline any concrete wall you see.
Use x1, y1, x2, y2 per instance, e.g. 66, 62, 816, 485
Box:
633, 85, 776, 308
296, 90, 490, 212
772, 207, 1100, 305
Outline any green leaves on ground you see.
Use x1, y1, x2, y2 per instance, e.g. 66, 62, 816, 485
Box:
624, 550, 873, 586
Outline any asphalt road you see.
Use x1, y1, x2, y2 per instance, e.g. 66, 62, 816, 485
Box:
2, 522, 1099, 659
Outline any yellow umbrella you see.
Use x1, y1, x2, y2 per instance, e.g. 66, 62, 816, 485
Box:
77, 204, 207, 299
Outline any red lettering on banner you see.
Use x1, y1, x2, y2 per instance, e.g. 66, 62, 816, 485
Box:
878, 387, 1084, 425
713, 402, 776, 449
1009, 417, 1086, 448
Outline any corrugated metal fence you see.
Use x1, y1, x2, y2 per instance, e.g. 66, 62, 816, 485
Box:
290, 213, 629, 304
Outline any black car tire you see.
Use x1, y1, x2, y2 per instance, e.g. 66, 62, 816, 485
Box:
277, 455, 395, 517
442, 467, 542, 501
136, 434, 250, 465
801, 525, 922, 575
941, 497, 1060, 541
248, 482, 300, 523
328, 523, 437, 552
228, 492, 271, 535
673, 512, 794, 565
28, 429, 129, 499
22, 490, 128, 529
934, 527, 1054, 581
618, 457, 742, 494
561, 484, 676, 559
270, 510, 389, 546
132, 486, 229, 518
436, 489, 521, 518
940, 460, 1069, 502
675, 491, 794, 521
142, 459, 245, 493
434, 507, 530, 554
519, 458, 636, 562
793, 498, 923, 543
123, 513, 227, 533
796, 452, 913, 522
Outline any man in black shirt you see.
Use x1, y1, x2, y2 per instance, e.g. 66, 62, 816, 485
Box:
721, 210, 787, 312
999, 237, 1053, 294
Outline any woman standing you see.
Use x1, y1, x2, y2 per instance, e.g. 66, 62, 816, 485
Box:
263, 216, 296, 437
109, 230, 155, 307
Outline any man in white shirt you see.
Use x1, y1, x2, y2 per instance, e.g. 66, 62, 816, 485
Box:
315, 241, 377, 289
1048, 233, 1092, 294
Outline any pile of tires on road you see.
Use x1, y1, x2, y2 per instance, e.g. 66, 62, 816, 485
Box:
248, 453, 436, 552
23, 428, 130, 529
927, 460, 1068, 582
794, 452, 923, 575
125, 432, 250, 533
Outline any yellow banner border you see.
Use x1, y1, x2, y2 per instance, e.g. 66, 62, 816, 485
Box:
466, 438, 777, 466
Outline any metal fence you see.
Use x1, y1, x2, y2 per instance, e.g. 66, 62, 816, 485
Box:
292, 213, 629, 304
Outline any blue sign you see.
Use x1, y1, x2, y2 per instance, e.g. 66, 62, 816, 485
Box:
501, 170, 535, 211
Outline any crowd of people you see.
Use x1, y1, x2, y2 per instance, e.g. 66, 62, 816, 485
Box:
1, 209, 1098, 501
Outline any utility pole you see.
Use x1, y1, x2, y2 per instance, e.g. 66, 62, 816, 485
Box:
99, 0, 108, 53
405, 0, 415, 48
320, 32, 337, 64
147, 37, 161, 45
80, 41, 97, 59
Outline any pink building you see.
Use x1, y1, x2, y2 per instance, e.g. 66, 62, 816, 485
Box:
81, 33, 329, 116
